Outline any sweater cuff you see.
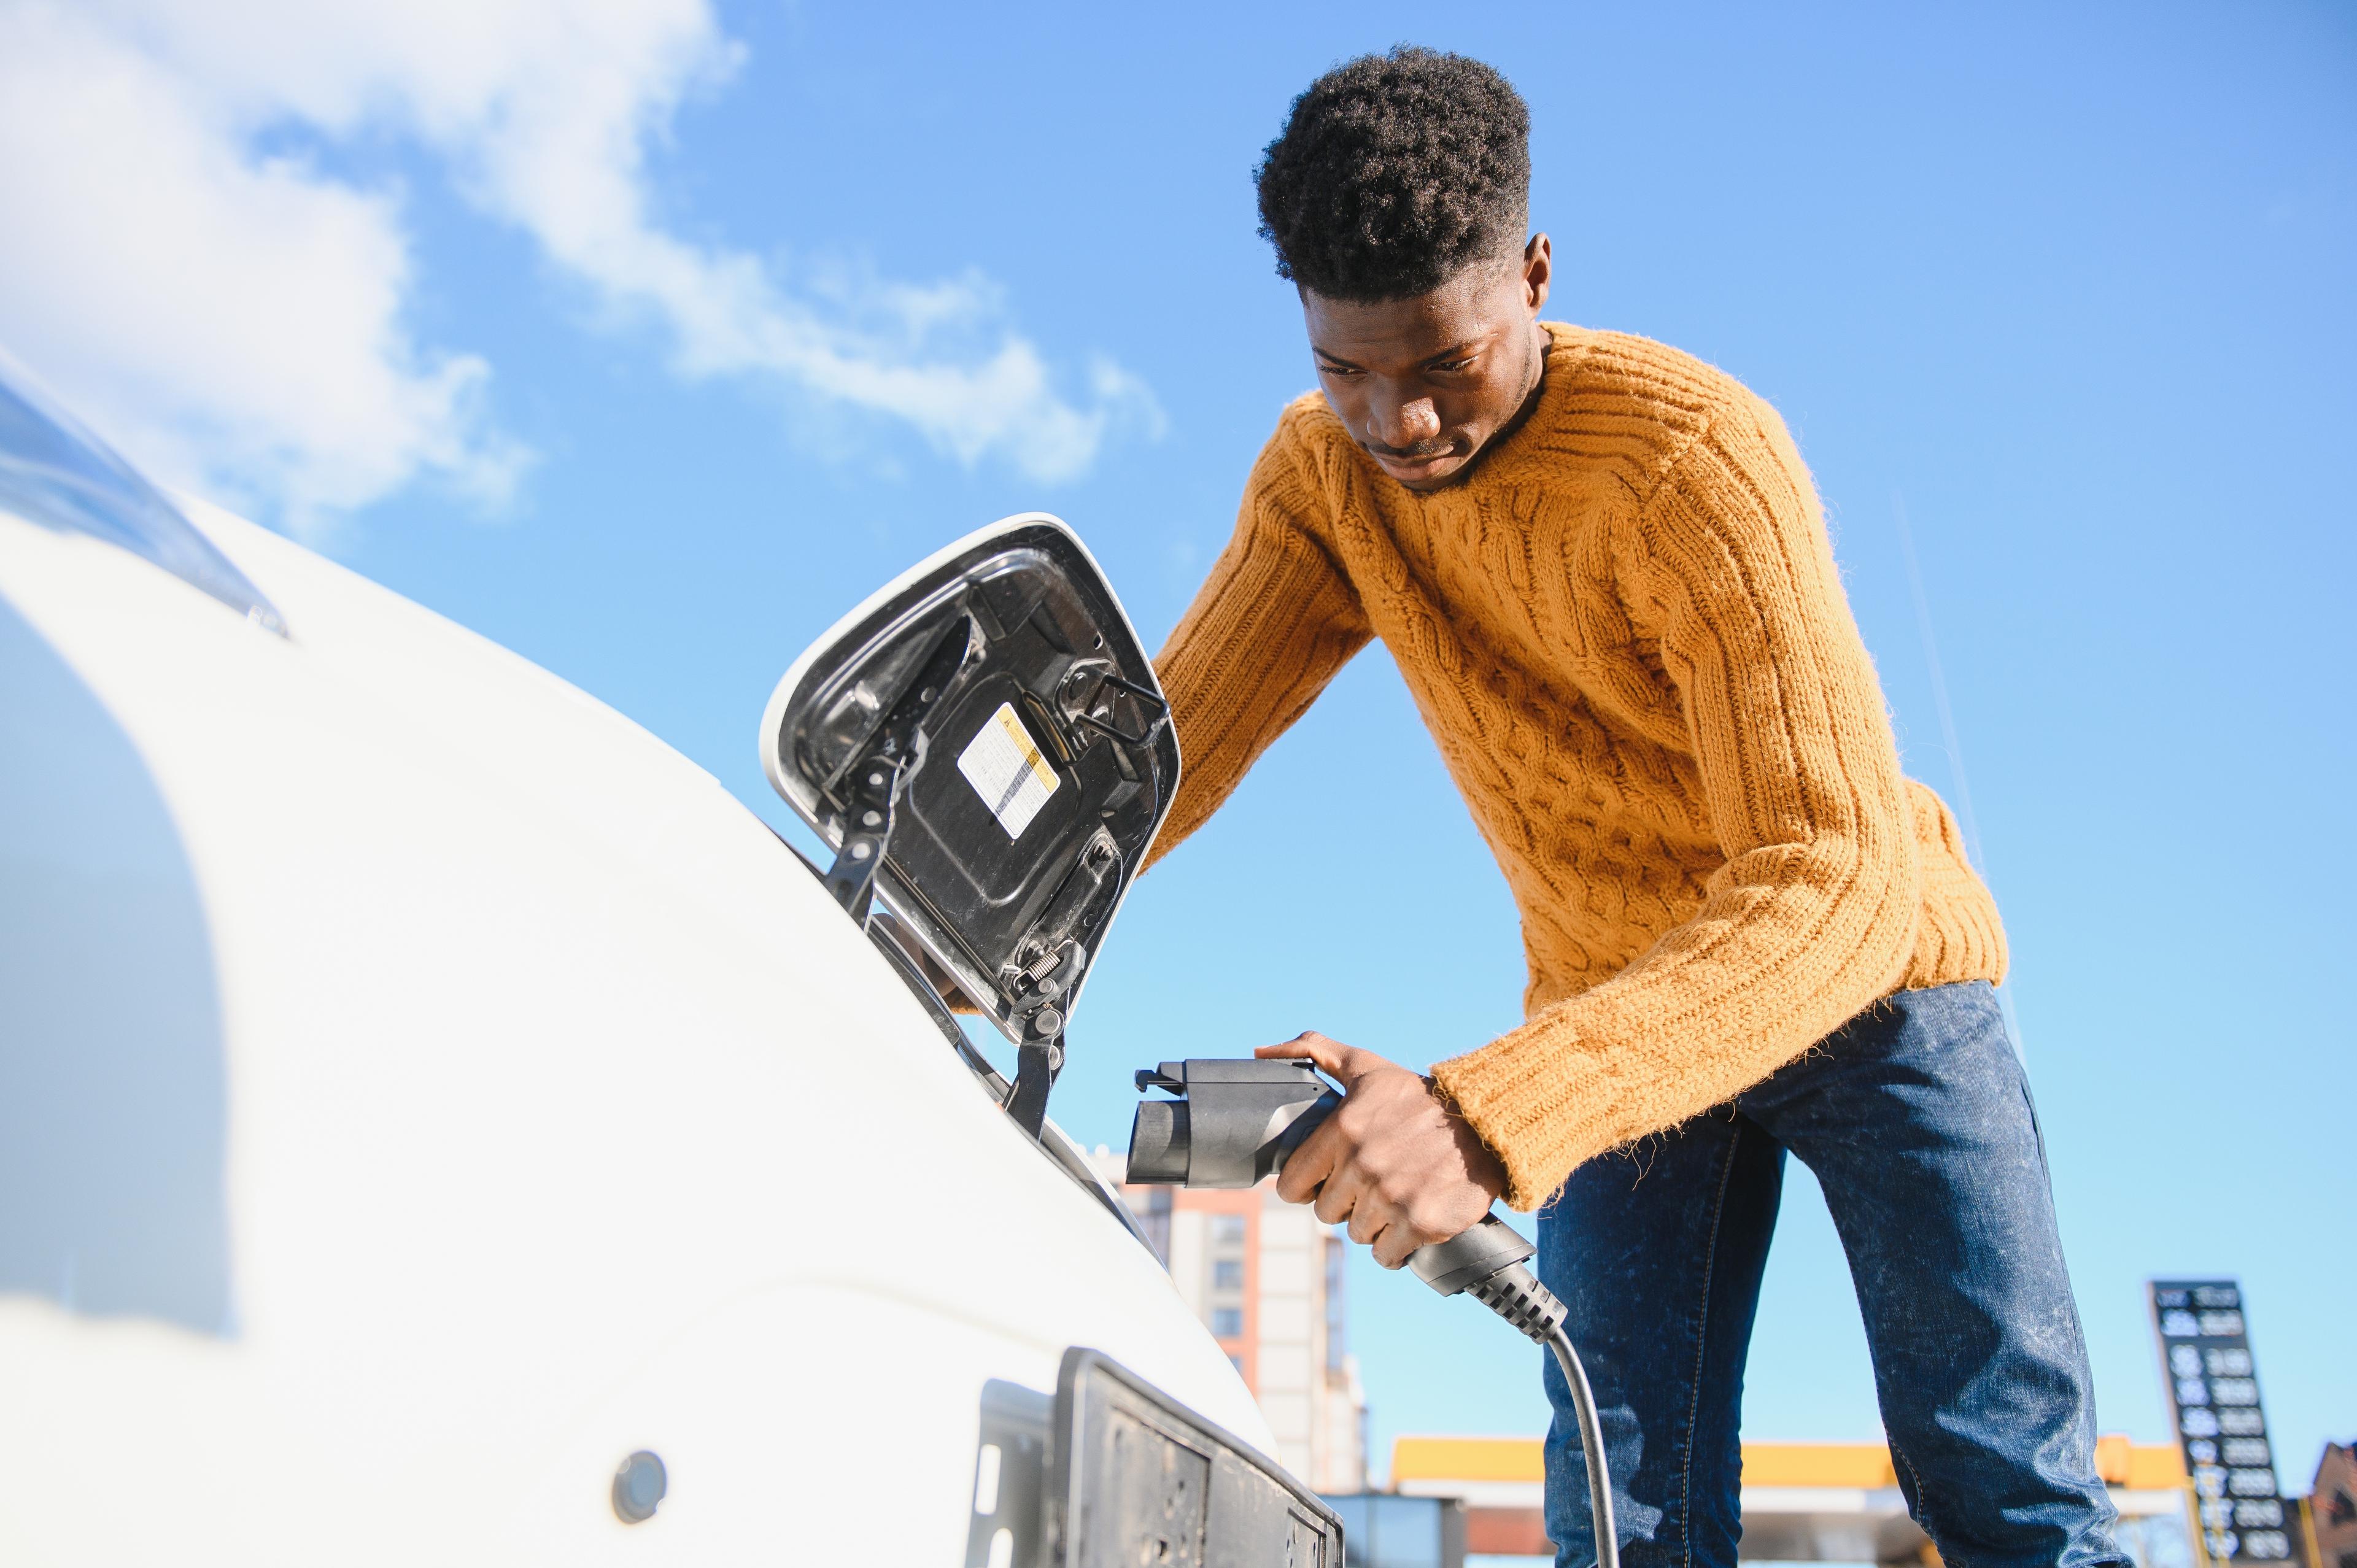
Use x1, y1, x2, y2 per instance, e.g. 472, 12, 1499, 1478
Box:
1429, 1018, 1625, 1211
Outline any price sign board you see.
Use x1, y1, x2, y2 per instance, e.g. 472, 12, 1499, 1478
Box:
2150, 1280, 2303, 1566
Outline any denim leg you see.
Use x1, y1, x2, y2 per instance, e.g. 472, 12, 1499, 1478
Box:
1738, 981, 2126, 1568
1538, 1107, 1784, 1568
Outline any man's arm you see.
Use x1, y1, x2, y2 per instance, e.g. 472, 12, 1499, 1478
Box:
1431, 392, 1924, 1209
1148, 409, 1371, 868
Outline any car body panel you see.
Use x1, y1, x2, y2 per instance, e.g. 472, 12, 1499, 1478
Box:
0, 500, 1266, 1563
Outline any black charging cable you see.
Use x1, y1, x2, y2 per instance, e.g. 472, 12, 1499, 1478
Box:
1454, 1259, 1619, 1568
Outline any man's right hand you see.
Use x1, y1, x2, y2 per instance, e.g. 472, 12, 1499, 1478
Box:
1258, 1032, 1506, 1269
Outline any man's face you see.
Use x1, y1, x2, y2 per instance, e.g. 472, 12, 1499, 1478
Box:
1303, 234, 1553, 492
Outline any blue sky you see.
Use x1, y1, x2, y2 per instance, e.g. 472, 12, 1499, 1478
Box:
4, 0, 2350, 1510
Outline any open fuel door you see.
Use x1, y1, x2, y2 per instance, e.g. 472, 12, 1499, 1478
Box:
762, 514, 1180, 1135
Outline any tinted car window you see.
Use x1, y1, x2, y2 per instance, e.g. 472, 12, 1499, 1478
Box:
0, 352, 285, 635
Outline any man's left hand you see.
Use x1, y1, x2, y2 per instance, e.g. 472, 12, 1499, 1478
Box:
1258, 1032, 1507, 1269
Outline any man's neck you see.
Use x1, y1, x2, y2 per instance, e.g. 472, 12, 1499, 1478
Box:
1504, 318, 1552, 435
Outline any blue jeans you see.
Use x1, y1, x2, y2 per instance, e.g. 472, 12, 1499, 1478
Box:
1537, 981, 2124, 1568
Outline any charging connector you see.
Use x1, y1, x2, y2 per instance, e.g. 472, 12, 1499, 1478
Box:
1128, 1060, 1622, 1568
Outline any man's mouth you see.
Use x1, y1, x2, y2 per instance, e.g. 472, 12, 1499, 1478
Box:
1366, 442, 1461, 482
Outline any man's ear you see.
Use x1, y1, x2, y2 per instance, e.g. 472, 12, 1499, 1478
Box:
1522, 233, 1553, 314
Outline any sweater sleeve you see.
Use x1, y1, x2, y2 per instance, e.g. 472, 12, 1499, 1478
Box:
1147, 414, 1371, 869
1430, 396, 1922, 1208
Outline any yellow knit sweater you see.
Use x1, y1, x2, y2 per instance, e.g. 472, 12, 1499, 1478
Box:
1150, 323, 2006, 1210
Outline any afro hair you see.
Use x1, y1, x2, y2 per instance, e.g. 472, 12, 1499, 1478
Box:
1254, 47, 1530, 303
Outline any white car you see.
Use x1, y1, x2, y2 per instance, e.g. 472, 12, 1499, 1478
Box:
0, 358, 1342, 1565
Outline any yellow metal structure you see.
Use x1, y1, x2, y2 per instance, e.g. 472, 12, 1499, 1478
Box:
1389, 1435, 2193, 1563
1391, 1435, 2186, 1491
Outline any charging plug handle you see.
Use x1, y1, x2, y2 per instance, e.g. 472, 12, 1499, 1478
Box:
1407, 1213, 1538, 1296
1127, 1058, 1619, 1568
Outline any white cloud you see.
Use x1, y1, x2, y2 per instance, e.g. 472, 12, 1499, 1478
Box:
0, 0, 1153, 530
0, 4, 525, 530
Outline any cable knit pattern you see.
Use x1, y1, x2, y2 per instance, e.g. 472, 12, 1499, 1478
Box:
1150, 323, 2007, 1210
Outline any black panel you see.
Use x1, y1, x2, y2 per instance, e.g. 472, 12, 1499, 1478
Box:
1049, 1348, 1343, 1568
902, 673, 1087, 911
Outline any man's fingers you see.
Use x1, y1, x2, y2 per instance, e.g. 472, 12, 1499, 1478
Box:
1274, 1110, 1341, 1205
1371, 1220, 1419, 1270
1254, 1031, 1347, 1078
1312, 1157, 1369, 1228
1253, 1030, 1396, 1087
1308, 1134, 1369, 1226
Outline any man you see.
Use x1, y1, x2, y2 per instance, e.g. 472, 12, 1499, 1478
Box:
1146, 47, 2124, 1568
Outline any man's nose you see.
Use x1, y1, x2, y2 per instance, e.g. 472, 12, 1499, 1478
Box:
1368, 388, 1442, 452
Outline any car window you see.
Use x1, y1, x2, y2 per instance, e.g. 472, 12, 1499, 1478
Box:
0, 352, 285, 635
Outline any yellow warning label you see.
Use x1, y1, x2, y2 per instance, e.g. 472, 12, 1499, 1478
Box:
956, 701, 1061, 838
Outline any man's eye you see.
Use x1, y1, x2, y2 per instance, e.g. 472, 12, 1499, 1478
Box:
1430, 358, 1474, 373
1317, 363, 1361, 377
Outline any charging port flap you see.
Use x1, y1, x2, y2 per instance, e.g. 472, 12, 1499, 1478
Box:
762, 514, 1181, 1053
